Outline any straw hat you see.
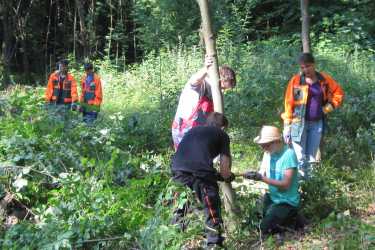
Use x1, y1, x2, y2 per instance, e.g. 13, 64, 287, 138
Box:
253, 125, 281, 144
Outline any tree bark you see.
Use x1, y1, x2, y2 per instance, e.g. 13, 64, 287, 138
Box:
196, 0, 239, 216
75, 0, 89, 59
300, 0, 310, 53
0, 1, 15, 88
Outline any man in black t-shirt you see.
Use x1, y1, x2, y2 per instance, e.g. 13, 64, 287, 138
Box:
171, 112, 233, 248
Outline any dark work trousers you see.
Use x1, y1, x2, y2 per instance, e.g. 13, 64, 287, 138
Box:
172, 171, 224, 245
83, 111, 98, 124
260, 193, 298, 235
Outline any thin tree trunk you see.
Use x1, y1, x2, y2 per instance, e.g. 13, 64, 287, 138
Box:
108, 0, 113, 58
73, 6, 77, 58
45, 0, 53, 81
300, 0, 310, 53
0, 1, 15, 88
75, 0, 89, 59
196, 0, 239, 216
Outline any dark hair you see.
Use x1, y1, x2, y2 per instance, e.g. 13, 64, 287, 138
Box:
219, 65, 236, 88
84, 63, 93, 71
59, 59, 69, 66
206, 112, 228, 128
56, 59, 69, 70
298, 53, 315, 64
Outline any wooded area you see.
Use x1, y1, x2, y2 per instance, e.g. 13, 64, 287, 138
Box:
0, 0, 374, 249
1, 0, 374, 86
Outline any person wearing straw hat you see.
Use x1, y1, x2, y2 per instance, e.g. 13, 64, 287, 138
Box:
243, 125, 300, 237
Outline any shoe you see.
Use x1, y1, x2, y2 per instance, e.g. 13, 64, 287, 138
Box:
205, 243, 224, 250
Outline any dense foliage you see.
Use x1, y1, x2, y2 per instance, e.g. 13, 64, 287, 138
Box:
1, 0, 375, 86
0, 0, 374, 249
0, 35, 374, 248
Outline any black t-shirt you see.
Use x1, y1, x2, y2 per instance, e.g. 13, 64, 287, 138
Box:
172, 126, 231, 174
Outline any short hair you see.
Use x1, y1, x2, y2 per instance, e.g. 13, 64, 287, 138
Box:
206, 112, 228, 128
219, 65, 236, 88
59, 59, 69, 66
298, 53, 315, 64
84, 63, 93, 71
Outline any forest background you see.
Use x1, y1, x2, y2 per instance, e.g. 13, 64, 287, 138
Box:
0, 0, 374, 249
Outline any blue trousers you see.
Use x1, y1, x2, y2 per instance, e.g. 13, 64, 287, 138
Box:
292, 119, 323, 179
83, 111, 98, 124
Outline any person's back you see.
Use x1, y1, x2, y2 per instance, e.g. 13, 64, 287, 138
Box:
172, 126, 230, 175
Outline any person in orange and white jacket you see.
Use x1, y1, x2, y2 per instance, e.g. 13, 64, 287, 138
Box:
79, 62, 103, 123
281, 53, 344, 180
45, 59, 78, 112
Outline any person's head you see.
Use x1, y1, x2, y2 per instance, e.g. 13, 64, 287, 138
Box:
206, 112, 228, 129
253, 125, 283, 153
57, 59, 69, 74
84, 62, 94, 73
219, 65, 236, 90
298, 53, 316, 78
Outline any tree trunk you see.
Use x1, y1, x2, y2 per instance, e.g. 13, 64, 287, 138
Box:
0, 1, 15, 88
196, 0, 239, 216
75, 0, 89, 59
300, 0, 310, 53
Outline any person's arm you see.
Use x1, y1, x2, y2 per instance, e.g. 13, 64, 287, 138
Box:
79, 76, 85, 103
94, 75, 103, 106
187, 55, 214, 86
70, 75, 78, 103
261, 168, 295, 190
321, 72, 344, 113
45, 74, 54, 102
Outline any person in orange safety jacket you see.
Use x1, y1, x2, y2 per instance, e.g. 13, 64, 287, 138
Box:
45, 59, 78, 109
281, 53, 344, 180
79, 62, 103, 123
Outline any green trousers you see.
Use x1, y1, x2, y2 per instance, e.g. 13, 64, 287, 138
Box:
260, 193, 298, 234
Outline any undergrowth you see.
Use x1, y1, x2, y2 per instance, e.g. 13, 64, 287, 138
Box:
0, 37, 374, 249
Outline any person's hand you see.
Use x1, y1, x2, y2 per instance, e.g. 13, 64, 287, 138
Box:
243, 171, 263, 181
283, 125, 292, 144
204, 54, 214, 70
216, 172, 235, 183
223, 172, 236, 183
323, 103, 334, 114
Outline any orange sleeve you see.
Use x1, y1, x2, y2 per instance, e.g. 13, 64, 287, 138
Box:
321, 72, 344, 108
45, 74, 54, 102
79, 76, 85, 103
94, 75, 103, 106
70, 75, 78, 102
281, 75, 298, 124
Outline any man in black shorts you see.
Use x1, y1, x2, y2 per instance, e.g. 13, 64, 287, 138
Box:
171, 112, 234, 248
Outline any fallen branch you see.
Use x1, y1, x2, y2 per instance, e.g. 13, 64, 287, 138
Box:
80, 236, 126, 243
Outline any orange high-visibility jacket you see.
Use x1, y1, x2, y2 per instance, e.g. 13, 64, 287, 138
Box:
45, 71, 78, 104
80, 73, 103, 107
281, 72, 344, 141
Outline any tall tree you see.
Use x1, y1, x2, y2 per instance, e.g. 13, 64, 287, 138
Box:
0, 1, 15, 88
300, 0, 310, 52
75, 0, 90, 59
196, 0, 238, 216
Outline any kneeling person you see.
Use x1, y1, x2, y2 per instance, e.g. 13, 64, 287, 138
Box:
244, 126, 299, 236
171, 112, 233, 248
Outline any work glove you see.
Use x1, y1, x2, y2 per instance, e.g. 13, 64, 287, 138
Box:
322, 103, 334, 114
216, 172, 235, 183
283, 124, 292, 144
243, 171, 263, 181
